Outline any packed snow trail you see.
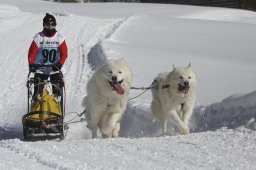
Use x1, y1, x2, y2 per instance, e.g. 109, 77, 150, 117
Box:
0, 128, 255, 170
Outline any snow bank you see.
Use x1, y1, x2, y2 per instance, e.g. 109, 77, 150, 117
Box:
0, 4, 20, 19
179, 8, 256, 24
191, 91, 256, 132
121, 90, 256, 138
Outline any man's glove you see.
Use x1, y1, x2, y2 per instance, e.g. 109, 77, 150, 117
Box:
29, 64, 37, 72
52, 62, 62, 71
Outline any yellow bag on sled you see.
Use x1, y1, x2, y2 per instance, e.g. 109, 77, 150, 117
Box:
29, 89, 62, 119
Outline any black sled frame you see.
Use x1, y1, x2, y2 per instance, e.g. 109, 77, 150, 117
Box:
22, 69, 67, 141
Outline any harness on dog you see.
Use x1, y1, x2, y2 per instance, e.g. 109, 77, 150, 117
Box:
130, 80, 169, 90
129, 80, 169, 100
130, 85, 169, 90
161, 85, 170, 89
181, 102, 185, 109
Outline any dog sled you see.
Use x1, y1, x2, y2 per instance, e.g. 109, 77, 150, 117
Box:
22, 66, 68, 141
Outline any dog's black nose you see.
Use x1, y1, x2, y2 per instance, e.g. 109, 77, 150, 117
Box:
112, 76, 117, 81
184, 81, 189, 86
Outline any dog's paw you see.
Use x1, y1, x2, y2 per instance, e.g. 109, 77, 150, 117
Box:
111, 129, 119, 138
101, 125, 119, 138
180, 125, 189, 135
101, 130, 118, 138
102, 133, 112, 138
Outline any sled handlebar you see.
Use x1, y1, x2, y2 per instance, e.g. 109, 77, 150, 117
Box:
28, 64, 61, 72
27, 64, 63, 78
33, 64, 55, 68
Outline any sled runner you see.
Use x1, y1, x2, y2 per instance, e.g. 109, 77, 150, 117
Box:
22, 66, 68, 141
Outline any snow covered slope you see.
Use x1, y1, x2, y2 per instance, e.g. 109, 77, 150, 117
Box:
0, 1, 256, 169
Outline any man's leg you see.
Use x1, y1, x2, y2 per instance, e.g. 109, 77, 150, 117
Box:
50, 73, 63, 97
33, 73, 48, 100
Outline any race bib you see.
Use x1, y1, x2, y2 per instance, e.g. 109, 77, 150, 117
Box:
33, 32, 65, 74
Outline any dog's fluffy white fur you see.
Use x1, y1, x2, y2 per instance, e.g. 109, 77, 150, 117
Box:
83, 58, 133, 138
151, 63, 197, 135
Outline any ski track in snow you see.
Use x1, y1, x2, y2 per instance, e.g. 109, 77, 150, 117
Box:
0, 139, 85, 170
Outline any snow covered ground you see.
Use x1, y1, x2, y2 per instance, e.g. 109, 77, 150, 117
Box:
0, 0, 256, 169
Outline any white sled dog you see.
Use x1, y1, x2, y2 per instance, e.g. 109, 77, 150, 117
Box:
151, 63, 197, 135
83, 58, 133, 138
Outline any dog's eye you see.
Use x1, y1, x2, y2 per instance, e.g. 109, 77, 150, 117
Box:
109, 71, 112, 74
179, 76, 183, 79
118, 71, 122, 74
188, 76, 191, 79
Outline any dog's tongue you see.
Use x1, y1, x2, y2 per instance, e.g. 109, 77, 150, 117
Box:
113, 83, 125, 95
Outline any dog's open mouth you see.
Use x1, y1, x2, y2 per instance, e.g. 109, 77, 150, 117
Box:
108, 80, 124, 95
178, 83, 190, 94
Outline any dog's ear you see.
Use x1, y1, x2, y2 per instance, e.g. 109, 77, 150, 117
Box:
118, 57, 128, 65
117, 57, 125, 63
172, 64, 176, 70
119, 57, 125, 61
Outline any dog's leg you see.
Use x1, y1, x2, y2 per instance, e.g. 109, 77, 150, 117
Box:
99, 112, 112, 138
101, 113, 120, 136
169, 110, 189, 134
182, 105, 194, 127
161, 119, 168, 136
92, 128, 97, 139
87, 106, 105, 130
182, 111, 192, 127
112, 122, 120, 138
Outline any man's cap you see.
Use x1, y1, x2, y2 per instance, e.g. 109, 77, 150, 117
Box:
43, 13, 56, 24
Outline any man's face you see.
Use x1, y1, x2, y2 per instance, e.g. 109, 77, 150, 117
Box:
43, 22, 56, 30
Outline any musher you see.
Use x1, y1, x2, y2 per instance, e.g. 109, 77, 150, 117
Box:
28, 13, 68, 101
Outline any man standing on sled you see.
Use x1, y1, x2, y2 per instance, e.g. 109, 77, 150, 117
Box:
28, 13, 68, 101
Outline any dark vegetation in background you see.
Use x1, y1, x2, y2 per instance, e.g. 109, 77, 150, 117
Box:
55, 0, 256, 11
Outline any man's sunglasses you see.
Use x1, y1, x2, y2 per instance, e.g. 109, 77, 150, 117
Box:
44, 22, 56, 26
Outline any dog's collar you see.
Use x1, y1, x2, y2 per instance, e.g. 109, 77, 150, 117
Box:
181, 102, 185, 109
161, 85, 169, 89
151, 80, 169, 89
